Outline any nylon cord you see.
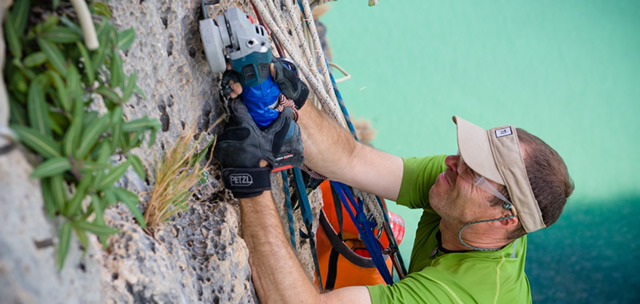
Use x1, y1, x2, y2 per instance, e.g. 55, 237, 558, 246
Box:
457, 215, 516, 251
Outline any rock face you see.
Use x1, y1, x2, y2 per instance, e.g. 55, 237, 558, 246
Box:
0, 147, 105, 304
0, 1, 322, 303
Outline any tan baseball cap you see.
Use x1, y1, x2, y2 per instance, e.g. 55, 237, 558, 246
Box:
453, 116, 546, 233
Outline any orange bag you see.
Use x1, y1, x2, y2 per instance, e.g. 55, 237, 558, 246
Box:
316, 180, 405, 290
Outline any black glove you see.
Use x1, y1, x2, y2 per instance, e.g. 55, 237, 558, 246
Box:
272, 58, 309, 110
221, 70, 241, 99
214, 100, 304, 198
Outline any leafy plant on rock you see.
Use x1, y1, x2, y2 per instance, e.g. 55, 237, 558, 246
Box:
3, 0, 160, 269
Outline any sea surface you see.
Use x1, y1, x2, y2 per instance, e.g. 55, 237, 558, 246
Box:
322, 1, 640, 303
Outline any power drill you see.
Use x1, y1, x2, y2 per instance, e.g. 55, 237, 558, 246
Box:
199, 7, 280, 127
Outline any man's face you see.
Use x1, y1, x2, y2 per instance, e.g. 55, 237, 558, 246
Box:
429, 154, 498, 225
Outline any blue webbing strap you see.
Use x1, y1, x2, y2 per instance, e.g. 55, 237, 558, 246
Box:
292, 168, 324, 291
280, 171, 297, 251
331, 181, 394, 285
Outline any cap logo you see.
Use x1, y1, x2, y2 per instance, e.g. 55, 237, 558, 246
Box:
495, 127, 513, 138
229, 173, 253, 187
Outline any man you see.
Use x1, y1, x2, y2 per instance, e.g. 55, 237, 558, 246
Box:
215, 63, 574, 303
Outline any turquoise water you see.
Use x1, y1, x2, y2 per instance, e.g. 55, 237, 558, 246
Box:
322, 1, 640, 302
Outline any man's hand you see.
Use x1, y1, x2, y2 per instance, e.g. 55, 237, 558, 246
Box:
214, 100, 304, 198
271, 58, 309, 110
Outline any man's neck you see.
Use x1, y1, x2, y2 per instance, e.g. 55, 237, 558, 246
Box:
439, 220, 471, 251
439, 220, 510, 251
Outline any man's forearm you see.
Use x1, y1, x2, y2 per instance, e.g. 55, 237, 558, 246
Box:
297, 104, 355, 179
296, 104, 404, 200
240, 191, 373, 304
240, 191, 322, 304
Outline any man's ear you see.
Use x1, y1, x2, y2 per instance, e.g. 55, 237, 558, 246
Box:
490, 211, 518, 229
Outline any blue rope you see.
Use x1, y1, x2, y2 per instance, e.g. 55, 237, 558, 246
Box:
326, 59, 359, 140
281, 171, 297, 251
292, 168, 324, 291
331, 181, 394, 285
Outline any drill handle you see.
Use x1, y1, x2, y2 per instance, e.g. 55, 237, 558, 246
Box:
230, 51, 273, 88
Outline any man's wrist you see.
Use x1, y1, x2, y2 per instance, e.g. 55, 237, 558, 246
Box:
221, 167, 272, 198
239, 190, 273, 204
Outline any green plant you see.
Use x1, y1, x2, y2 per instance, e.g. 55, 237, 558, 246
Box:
143, 127, 213, 234
4, 0, 160, 269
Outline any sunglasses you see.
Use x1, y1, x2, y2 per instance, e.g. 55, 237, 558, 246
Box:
458, 155, 513, 210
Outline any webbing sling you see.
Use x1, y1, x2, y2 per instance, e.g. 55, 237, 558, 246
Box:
331, 181, 394, 285
292, 168, 324, 291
